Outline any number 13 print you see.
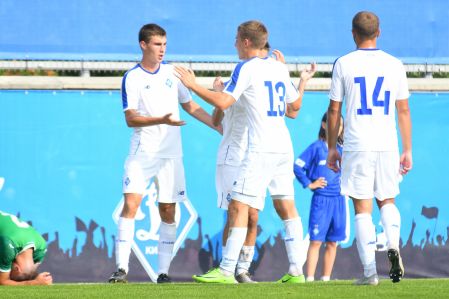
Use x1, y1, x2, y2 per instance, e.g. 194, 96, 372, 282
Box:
265, 81, 286, 117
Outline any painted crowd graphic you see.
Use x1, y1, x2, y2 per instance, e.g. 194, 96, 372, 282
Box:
33, 209, 449, 282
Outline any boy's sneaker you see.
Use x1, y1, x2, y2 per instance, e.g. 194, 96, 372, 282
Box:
354, 274, 379, 286
157, 273, 172, 283
235, 272, 257, 283
192, 267, 236, 284
388, 248, 404, 283
277, 273, 305, 283
108, 268, 128, 283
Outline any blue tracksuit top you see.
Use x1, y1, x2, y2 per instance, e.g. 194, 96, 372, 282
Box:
294, 139, 343, 197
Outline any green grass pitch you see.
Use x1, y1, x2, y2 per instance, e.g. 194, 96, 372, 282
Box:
1, 279, 449, 299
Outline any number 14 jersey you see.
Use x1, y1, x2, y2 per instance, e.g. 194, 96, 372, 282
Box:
329, 49, 410, 152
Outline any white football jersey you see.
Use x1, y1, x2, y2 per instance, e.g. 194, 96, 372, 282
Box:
216, 101, 248, 166
329, 49, 410, 152
121, 63, 191, 158
224, 57, 298, 153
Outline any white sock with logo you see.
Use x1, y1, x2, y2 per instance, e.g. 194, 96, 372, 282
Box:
283, 217, 305, 276
380, 203, 401, 251
116, 217, 135, 273
236, 245, 255, 275
355, 213, 377, 277
220, 227, 247, 275
158, 221, 177, 275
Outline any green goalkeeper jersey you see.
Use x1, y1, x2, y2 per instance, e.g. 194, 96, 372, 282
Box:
0, 210, 47, 272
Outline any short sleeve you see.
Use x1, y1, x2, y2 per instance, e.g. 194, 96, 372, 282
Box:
177, 80, 192, 104
285, 80, 299, 104
121, 72, 139, 111
329, 59, 344, 102
293, 143, 316, 188
396, 62, 410, 100
0, 237, 15, 272
223, 61, 250, 102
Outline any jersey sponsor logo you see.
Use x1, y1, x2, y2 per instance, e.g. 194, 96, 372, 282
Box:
318, 160, 326, 166
112, 180, 197, 282
8, 243, 14, 249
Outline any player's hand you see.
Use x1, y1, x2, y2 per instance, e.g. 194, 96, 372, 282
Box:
161, 113, 186, 126
213, 77, 225, 92
300, 62, 317, 81
174, 66, 196, 89
327, 148, 341, 172
400, 151, 413, 175
272, 49, 285, 64
35, 272, 53, 285
308, 177, 327, 190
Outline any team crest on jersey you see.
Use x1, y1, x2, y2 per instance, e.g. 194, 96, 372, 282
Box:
165, 79, 173, 88
124, 177, 130, 186
112, 180, 197, 282
144, 85, 151, 89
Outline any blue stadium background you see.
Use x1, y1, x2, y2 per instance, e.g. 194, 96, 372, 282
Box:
0, 0, 448, 281
1, 0, 448, 63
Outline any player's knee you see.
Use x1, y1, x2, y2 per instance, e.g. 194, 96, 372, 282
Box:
326, 241, 337, 249
159, 203, 176, 223
248, 209, 259, 228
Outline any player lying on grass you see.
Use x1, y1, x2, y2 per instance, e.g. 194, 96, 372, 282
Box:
0, 210, 52, 285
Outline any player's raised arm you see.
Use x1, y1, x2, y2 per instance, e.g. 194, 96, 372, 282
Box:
286, 62, 317, 118
272, 49, 286, 63
174, 66, 236, 110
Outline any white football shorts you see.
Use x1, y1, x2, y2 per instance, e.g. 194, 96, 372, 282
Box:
122, 153, 186, 203
341, 151, 400, 200
215, 164, 264, 210
232, 151, 295, 210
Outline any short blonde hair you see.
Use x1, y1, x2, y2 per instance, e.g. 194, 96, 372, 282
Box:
352, 11, 379, 39
237, 20, 268, 49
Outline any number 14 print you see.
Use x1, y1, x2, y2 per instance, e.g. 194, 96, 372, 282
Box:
355, 76, 390, 115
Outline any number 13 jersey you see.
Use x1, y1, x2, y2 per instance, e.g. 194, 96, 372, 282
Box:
329, 49, 410, 152
224, 57, 298, 153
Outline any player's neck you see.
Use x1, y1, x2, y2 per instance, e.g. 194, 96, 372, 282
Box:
356, 39, 377, 50
140, 59, 161, 73
243, 49, 262, 60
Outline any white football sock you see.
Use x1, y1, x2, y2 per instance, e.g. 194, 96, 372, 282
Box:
116, 217, 135, 273
380, 203, 401, 251
306, 276, 315, 282
220, 227, 247, 275
283, 217, 305, 276
158, 221, 177, 275
321, 276, 330, 281
236, 245, 255, 275
355, 213, 377, 277
222, 245, 227, 259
